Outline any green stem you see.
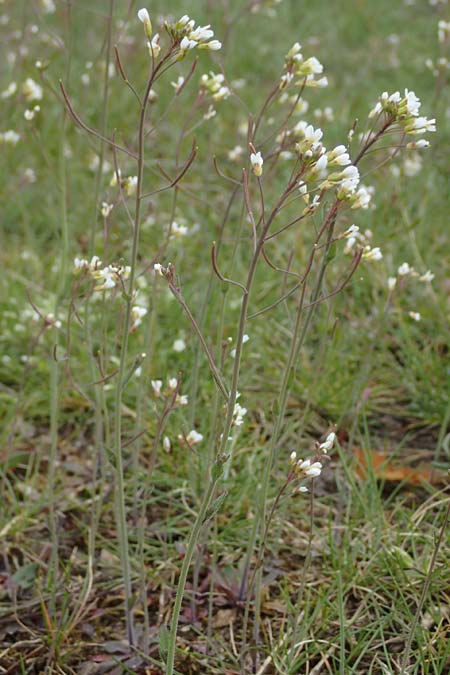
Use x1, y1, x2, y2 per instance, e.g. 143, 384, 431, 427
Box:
250, 203, 338, 650
165, 479, 218, 675
112, 61, 157, 646
400, 497, 450, 674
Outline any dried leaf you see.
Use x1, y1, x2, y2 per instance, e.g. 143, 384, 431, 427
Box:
353, 447, 446, 485
212, 608, 237, 628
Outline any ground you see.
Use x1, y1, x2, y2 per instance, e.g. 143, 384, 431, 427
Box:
0, 0, 449, 673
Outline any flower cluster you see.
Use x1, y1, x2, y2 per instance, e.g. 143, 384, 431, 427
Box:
23, 78, 43, 102
200, 72, 230, 102
110, 171, 138, 196
74, 255, 130, 291
281, 42, 328, 89
289, 453, 322, 488
438, 20, 450, 44
24, 105, 40, 121
168, 14, 222, 53
342, 226, 382, 261
1, 82, 17, 99
397, 261, 434, 282
288, 432, 336, 492
368, 89, 436, 136
0, 130, 20, 145
289, 121, 373, 210
232, 402, 247, 427
151, 376, 188, 406
131, 305, 147, 331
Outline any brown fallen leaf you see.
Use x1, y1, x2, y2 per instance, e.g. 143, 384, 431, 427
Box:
353, 447, 447, 486
212, 608, 237, 628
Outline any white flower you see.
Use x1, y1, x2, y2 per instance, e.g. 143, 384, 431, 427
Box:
137, 8, 152, 37
403, 153, 422, 176
404, 116, 436, 134
362, 246, 383, 262
406, 139, 429, 149
168, 377, 178, 390
398, 262, 413, 276
203, 105, 216, 120
343, 224, 359, 238
315, 154, 328, 174
0, 130, 20, 145
387, 276, 397, 290
302, 56, 323, 74
153, 263, 164, 276
201, 39, 222, 51
137, 8, 150, 23
23, 167, 36, 183
408, 311, 421, 321
328, 145, 351, 166
304, 123, 323, 144
296, 459, 322, 478
304, 461, 322, 478
302, 194, 321, 215
131, 305, 147, 330
189, 24, 214, 41
151, 380, 163, 396
228, 145, 243, 161
173, 339, 186, 352
23, 78, 43, 101
42, 0, 56, 12
147, 33, 160, 58
419, 270, 434, 282
402, 89, 421, 117
351, 185, 372, 210
314, 106, 334, 122
280, 72, 294, 88
1, 82, 17, 99
250, 151, 263, 177
171, 221, 189, 237
74, 257, 88, 270
125, 175, 138, 196
201, 72, 230, 101
233, 402, 247, 427
319, 432, 336, 453
176, 15, 191, 29
171, 76, 185, 92
163, 436, 171, 452
306, 75, 328, 88
180, 36, 197, 50
101, 202, 113, 217
341, 164, 360, 184
298, 181, 308, 197
185, 429, 203, 445
438, 20, 450, 44
24, 106, 39, 120
90, 255, 102, 269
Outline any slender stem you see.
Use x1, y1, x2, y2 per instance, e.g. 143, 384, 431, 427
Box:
165, 479, 218, 675
168, 283, 229, 400
112, 60, 158, 646
89, 0, 114, 254
47, 0, 72, 616
250, 203, 338, 651
400, 496, 450, 674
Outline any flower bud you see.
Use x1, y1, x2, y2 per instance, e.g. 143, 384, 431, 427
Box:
137, 8, 152, 38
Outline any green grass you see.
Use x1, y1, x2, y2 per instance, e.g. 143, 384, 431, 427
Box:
1, 0, 449, 673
